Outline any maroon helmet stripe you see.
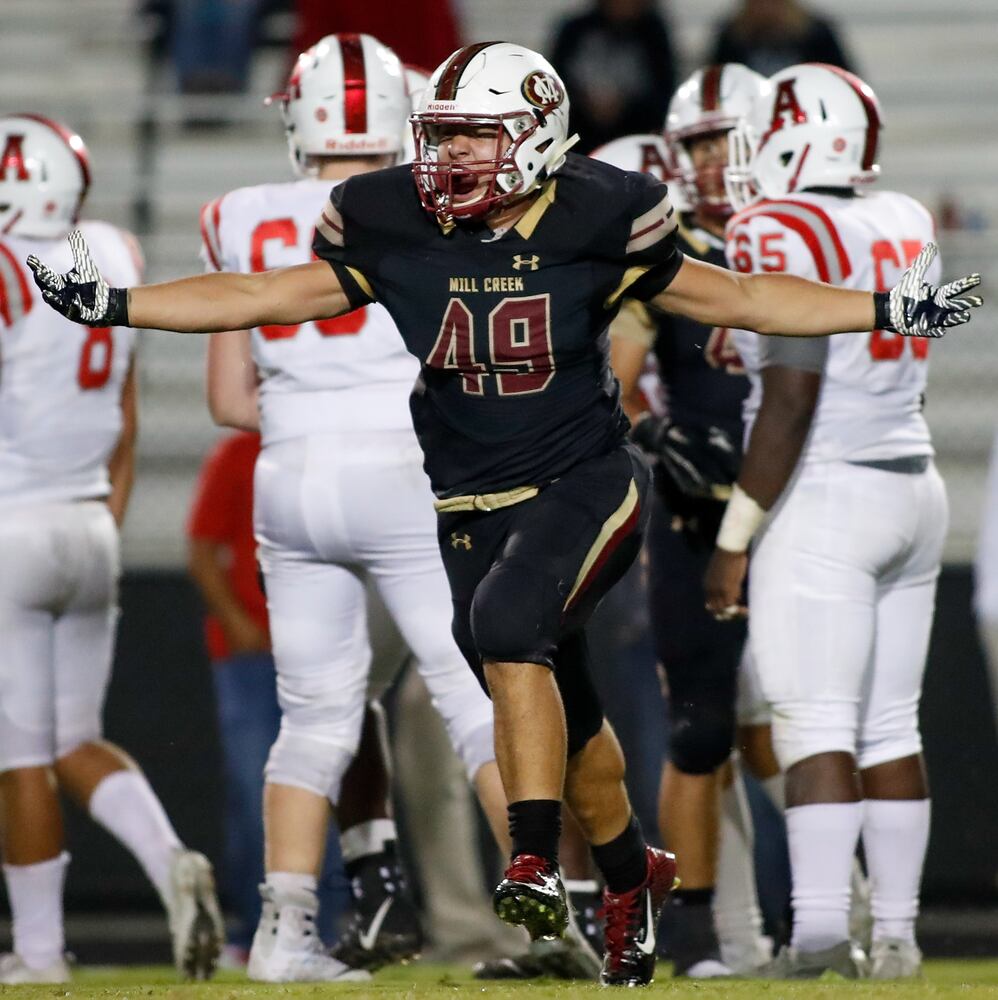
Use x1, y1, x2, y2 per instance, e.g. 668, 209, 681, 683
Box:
339, 34, 368, 134
434, 41, 498, 101
701, 65, 723, 112
14, 113, 91, 196
816, 63, 881, 170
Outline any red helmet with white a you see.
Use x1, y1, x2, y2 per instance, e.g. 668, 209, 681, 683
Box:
726, 63, 883, 212
665, 64, 768, 218
589, 133, 689, 212
411, 42, 577, 226
270, 33, 409, 176
0, 114, 90, 240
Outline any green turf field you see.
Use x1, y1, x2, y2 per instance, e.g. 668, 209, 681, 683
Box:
25, 961, 998, 998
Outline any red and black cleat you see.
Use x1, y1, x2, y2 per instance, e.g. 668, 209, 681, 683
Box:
599, 846, 679, 987
493, 854, 569, 941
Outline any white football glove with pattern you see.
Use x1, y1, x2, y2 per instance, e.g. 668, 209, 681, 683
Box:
26, 230, 129, 326
874, 242, 982, 338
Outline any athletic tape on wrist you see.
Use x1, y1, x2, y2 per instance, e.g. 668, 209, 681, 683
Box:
873, 291, 893, 332
716, 483, 766, 553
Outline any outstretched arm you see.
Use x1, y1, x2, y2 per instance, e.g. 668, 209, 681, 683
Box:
27, 231, 351, 333
653, 243, 981, 339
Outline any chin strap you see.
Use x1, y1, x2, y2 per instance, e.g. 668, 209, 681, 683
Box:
547, 133, 581, 173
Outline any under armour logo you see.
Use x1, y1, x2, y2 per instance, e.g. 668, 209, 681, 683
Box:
512, 254, 539, 271
450, 532, 472, 550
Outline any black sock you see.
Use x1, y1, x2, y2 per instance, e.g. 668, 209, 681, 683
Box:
508, 799, 562, 865
591, 815, 647, 893
671, 887, 714, 907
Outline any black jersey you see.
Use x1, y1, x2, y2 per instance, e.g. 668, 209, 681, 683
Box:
650, 221, 748, 441
312, 154, 683, 498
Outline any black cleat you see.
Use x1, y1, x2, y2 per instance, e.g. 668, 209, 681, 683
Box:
331, 849, 423, 971
493, 854, 568, 941
599, 847, 678, 987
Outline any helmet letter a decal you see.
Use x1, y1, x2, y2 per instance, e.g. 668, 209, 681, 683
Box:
762, 79, 807, 145
0, 135, 29, 182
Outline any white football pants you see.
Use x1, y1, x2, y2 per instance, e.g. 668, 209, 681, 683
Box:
748, 460, 947, 771
0, 501, 119, 770
254, 431, 494, 803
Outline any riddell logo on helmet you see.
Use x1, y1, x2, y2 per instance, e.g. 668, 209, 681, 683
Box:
324, 137, 391, 151
521, 71, 564, 113
425, 102, 457, 111
0, 134, 29, 182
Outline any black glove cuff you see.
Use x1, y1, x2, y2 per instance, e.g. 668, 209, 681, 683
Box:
106, 288, 131, 328
629, 414, 659, 454
873, 291, 893, 332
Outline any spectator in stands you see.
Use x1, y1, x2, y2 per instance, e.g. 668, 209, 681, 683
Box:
186, 430, 346, 963
292, 0, 462, 71
710, 0, 854, 77
549, 0, 678, 153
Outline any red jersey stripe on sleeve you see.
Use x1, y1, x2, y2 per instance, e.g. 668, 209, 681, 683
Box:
729, 198, 851, 283
199, 197, 224, 271
0, 241, 33, 327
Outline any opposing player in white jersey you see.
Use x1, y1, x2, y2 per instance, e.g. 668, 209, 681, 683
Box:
0, 115, 223, 983
704, 64, 965, 978
199, 35, 515, 983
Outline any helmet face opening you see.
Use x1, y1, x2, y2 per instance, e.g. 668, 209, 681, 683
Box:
679, 126, 736, 218
410, 111, 540, 225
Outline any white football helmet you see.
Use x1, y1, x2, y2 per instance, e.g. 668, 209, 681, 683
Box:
269, 33, 409, 176
399, 64, 432, 164
0, 114, 90, 240
726, 63, 883, 211
589, 133, 689, 212
411, 42, 578, 225
665, 64, 768, 218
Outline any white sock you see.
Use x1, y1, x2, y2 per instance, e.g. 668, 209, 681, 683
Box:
88, 769, 181, 901
563, 878, 600, 895
265, 871, 317, 908
3, 853, 69, 969
714, 766, 765, 950
862, 798, 930, 945
786, 802, 863, 952
339, 819, 397, 865
760, 773, 786, 812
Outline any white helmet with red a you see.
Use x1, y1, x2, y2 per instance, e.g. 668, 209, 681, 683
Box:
0, 114, 90, 240
411, 42, 577, 225
726, 63, 883, 211
665, 64, 768, 218
589, 133, 689, 213
270, 33, 409, 176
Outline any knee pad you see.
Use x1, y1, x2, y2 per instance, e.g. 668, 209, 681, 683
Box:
856, 708, 923, 771
669, 702, 735, 775
266, 669, 367, 802
422, 666, 496, 780
471, 559, 560, 667
770, 699, 857, 771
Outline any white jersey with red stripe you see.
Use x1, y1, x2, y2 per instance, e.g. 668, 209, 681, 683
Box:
726, 190, 940, 463
0, 221, 140, 509
200, 178, 418, 444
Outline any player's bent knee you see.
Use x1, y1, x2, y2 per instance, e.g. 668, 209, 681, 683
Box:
265, 715, 363, 804
669, 705, 735, 775
770, 701, 856, 771
471, 561, 560, 666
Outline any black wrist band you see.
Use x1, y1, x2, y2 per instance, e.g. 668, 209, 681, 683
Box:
873, 291, 893, 332
107, 287, 130, 327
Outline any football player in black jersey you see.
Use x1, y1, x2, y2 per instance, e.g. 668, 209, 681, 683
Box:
607, 65, 772, 978
29, 41, 980, 988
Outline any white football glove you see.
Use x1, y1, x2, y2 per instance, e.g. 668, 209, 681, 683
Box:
26, 230, 128, 326
879, 242, 982, 338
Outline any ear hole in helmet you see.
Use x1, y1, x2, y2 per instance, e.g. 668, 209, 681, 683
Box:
536, 138, 552, 153
780, 151, 794, 167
